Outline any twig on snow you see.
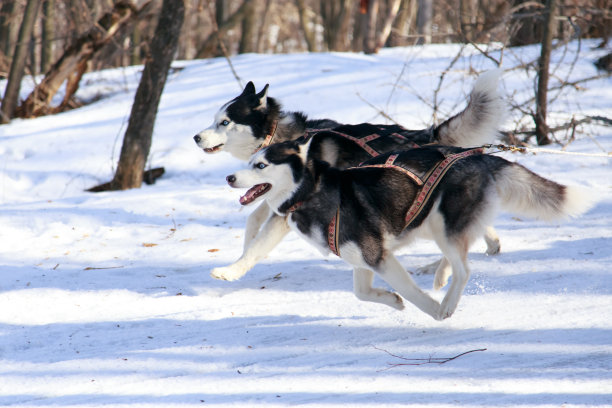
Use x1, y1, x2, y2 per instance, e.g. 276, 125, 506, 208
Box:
373, 345, 487, 371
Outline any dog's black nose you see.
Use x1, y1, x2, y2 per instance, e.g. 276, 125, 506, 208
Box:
226, 174, 236, 184
193, 135, 201, 143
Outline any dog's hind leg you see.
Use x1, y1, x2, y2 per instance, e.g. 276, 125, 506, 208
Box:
432, 257, 451, 290
211, 213, 290, 281
353, 268, 405, 310
435, 237, 471, 320
414, 258, 441, 275
243, 202, 272, 251
484, 226, 501, 255
373, 255, 442, 320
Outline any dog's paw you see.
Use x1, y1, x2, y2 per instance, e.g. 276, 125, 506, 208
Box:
437, 302, 457, 320
433, 273, 450, 291
485, 240, 501, 256
392, 293, 405, 311
210, 266, 245, 281
484, 230, 501, 255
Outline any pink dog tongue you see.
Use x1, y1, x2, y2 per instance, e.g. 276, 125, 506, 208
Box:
239, 183, 269, 205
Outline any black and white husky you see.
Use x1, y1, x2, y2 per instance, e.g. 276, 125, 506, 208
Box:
226, 138, 593, 320
194, 72, 505, 281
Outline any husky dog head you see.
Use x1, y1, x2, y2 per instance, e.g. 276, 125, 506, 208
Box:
193, 82, 280, 161
226, 137, 312, 214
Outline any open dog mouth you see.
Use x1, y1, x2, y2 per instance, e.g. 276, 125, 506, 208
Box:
204, 144, 224, 153
239, 183, 271, 205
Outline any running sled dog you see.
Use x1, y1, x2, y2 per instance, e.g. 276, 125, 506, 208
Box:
226, 139, 592, 320
194, 71, 505, 281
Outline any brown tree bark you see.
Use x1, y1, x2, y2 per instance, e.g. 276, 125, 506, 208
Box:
321, 0, 353, 51
416, 0, 432, 44
363, 0, 380, 53
15, 1, 149, 119
390, 0, 416, 46
239, 0, 256, 54
374, 0, 402, 53
534, 0, 557, 146
295, 0, 317, 52
195, 0, 253, 59
256, 0, 272, 53
0, 1, 17, 59
0, 0, 41, 123
460, 0, 474, 42
40, 0, 55, 74
101, 0, 185, 191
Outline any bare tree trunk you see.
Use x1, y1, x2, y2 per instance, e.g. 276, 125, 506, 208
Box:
15, 1, 149, 119
390, 0, 416, 46
0, 1, 17, 59
416, 0, 432, 44
534, 0, 557, 146
215, 0, 228, 56
40, 0, 55, 73
509, 0, 544, 46
195, 0, 253, 59
68, 0, 93, 38
295, 0, 316, 52
130, 22, 142, 65
0, 0, 41, 124
353, 3, 367, 51
362, 0, 379, 53
256, 0, 272, 52
460, 0, 474, 42
28, 15, 38, 76
374, 0, 402, 52
103, 0, 185, 191
321, 0, 353, 51
239, 0, 256, 54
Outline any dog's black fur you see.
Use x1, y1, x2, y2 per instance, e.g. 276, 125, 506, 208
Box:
227, 138, 590, 319
197, 73, 506, 281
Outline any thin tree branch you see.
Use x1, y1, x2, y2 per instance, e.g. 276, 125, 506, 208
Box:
204, 0, 243, 89
356, 92, 400, 124
432, 45, 465, 123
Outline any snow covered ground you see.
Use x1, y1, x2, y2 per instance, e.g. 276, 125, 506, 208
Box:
0, 41, 611, 407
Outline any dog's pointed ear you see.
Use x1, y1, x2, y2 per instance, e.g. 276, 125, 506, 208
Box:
242, 81, 256, 96
255, 84, 269, 110
296, 135, 312, 161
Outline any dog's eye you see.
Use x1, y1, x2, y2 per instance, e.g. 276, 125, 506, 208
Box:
255, 162, 267, 170
220, 120, 230, 126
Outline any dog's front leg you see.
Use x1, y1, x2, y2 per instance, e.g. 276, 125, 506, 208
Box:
243, 202, 272, 251
211, 213, 290, 281
374, 255, 442, 320
353, 268, 405, 310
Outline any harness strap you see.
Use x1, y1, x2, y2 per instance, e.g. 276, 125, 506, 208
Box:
328, 207, 341, 257
286, 201, 304, 213
253, 120, 279, 153
326, 147, 483, 256
388, 132, 424, 149
348, 154, 425, 186
307, 128, 382, 158
336, 131, 381, 157
404, 148, 483, 226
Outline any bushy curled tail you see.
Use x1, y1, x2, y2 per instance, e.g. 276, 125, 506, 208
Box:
495, 163, 595, 221
435, 69, 505, 147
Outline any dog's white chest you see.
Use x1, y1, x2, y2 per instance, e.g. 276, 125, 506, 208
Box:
287, 216, 332, 257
